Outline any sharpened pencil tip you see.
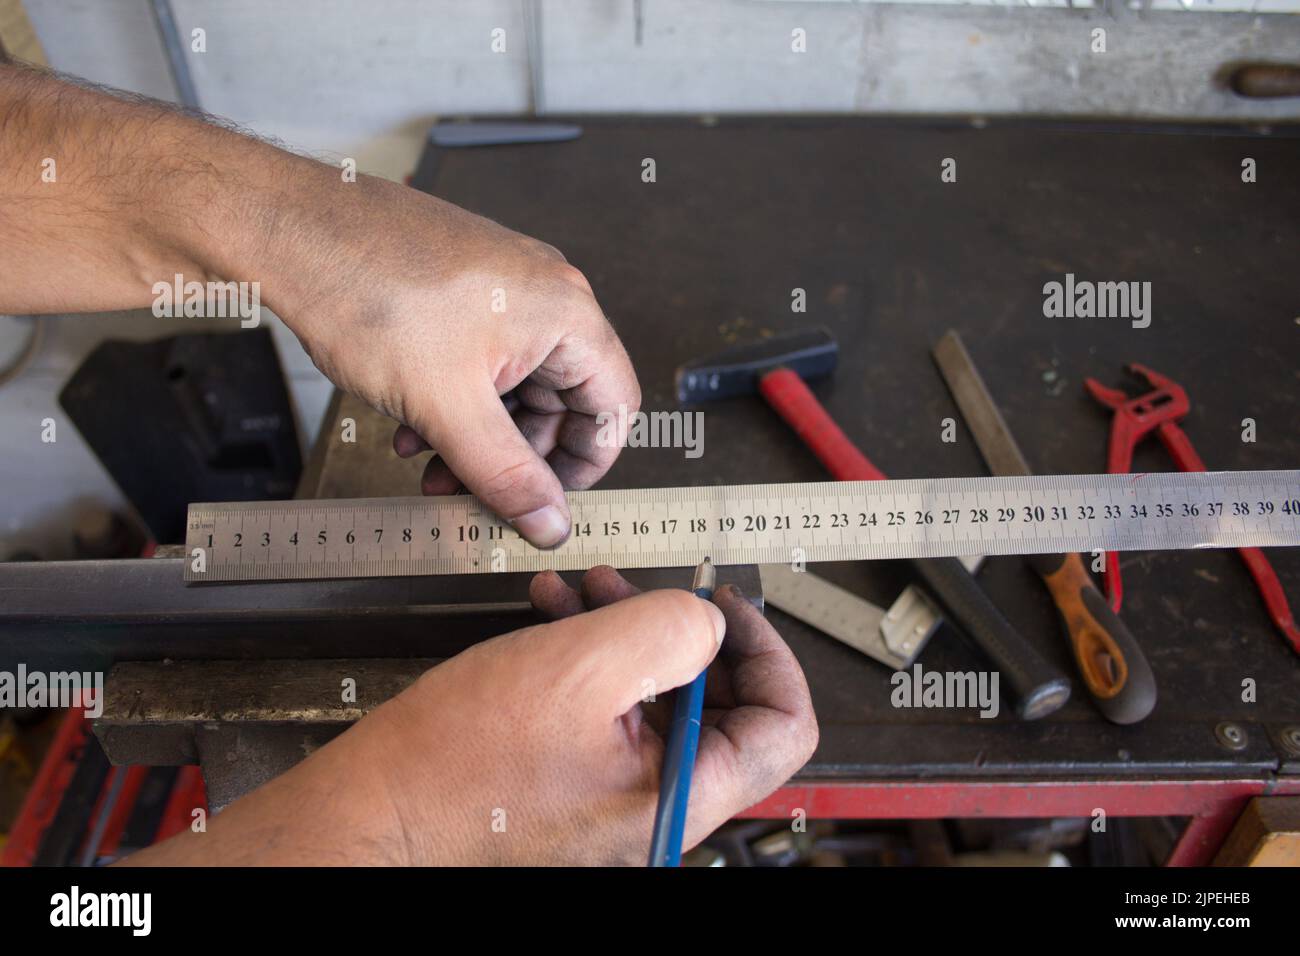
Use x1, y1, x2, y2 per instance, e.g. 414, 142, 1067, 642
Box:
693, 557, 715, 594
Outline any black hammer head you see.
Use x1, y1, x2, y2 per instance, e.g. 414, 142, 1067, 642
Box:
675, 327, 838, 404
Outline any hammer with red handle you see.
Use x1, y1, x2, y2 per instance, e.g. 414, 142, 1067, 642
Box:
677, 328, 1072, 720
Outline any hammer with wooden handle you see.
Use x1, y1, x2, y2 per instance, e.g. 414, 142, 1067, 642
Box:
677, 328, 1071, 720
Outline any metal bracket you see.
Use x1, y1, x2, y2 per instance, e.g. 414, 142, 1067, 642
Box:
761, 553, 983, 670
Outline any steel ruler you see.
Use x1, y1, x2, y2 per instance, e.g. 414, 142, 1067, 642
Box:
183, 471, 1300, 583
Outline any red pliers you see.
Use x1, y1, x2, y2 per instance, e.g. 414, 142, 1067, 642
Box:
1085, 364, 1300, 656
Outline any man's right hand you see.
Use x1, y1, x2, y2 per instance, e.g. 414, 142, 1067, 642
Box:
125, 568, 818, 866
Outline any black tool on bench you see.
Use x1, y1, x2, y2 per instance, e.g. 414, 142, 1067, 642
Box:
933, 331, 1157, 724
677, 328, 1071, 720
59, 329, 301, 543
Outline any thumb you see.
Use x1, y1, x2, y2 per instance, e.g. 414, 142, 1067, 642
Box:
420, 378, 571, 548
544, 589, 726, 720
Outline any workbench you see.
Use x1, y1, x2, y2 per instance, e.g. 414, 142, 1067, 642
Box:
405, 117, 1300, 864
8, 117, 1296, 866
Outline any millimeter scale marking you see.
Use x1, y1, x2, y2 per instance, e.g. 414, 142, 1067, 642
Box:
183, 471, 1300, 583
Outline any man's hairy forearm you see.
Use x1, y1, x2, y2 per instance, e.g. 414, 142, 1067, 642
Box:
120, 713, 415, 867
0, 63, 322, 315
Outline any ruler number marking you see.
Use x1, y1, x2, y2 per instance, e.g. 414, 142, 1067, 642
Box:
184, 472, 1300, 581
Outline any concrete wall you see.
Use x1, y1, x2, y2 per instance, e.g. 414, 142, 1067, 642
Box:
24, 1, 1300, 153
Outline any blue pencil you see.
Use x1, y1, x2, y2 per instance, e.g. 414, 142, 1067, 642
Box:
648, 557, 716, 867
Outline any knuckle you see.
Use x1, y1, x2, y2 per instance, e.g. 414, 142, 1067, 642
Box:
541, 347, 587, 391
624, 375, 642, 415
796, 711, 820, 764
654, 589, 719, 652
553, 262, 592, 293
598, 330, 639, 412
476, 456, 544, 506
529, 238, 568, 263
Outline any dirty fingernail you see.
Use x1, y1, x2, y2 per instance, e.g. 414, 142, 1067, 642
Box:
512, 504, 570, 549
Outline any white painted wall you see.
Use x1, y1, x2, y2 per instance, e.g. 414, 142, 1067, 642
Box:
25, 1, 1300, 144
